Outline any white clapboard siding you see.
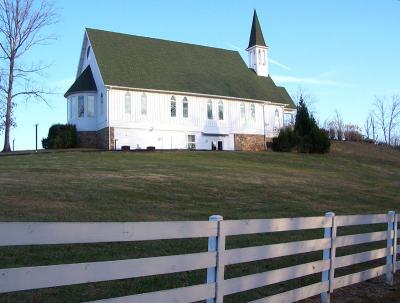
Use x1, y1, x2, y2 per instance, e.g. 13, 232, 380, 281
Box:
0, 221, 217, 246
85, 283, 216, 303
335, 248, 387, 269
0, 252, 216, 293
225, 238, 330, 265
223, 216, 331, 236
336, 214, 387, 227
335, 231, 388, 248
248, 282, 329, 303
223, 260, 330, 296
333, 265, 389, 289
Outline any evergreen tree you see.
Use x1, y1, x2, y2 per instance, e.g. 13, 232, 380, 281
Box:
272, 95, 330, 153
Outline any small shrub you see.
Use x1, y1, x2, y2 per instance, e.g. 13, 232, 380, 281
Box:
43, 124, 77, 149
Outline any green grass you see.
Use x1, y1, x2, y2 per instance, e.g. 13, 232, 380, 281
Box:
0, 142, 399, 302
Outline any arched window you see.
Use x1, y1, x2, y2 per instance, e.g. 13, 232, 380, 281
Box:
258, 49, 261, 62
218, 101, 224, 120
100, 93, 104, 115
170, 96, 176, 117
250, 103, 256, 120
274, 109, 280, 130
240, 102, 245, 119
182, 97, 188, 118
207, 100, 213, 119
141, 93, 147, 115
124, 92, 131, 114
263, 50, 266, 65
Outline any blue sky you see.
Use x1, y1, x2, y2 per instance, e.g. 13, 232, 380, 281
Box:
2, 0, 399, 150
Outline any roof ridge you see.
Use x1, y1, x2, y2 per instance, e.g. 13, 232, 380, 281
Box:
86, 28, 238, 54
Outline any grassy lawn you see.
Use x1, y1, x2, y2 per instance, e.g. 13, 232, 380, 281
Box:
0, 142, 399, 302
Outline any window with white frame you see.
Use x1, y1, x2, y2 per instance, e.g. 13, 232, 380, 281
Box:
207, 99, 213, 119
250, 103, 256, 120
240, 102, 245, 120
274, 109, 280, 131
141, 93, 147, 115
68, 98, 72, 119
188, 135, 196, 150
170, 96, 176, 117
87, 96, 95, 117
183, 97, 188, 118
71, 97, 77, 118
100, 93, 104, 115
218, 101, 223, 120
125, 92, 131, 114
263, 50, 266, 65
78, 96, 85, 117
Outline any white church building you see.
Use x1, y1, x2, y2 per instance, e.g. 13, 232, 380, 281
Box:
65, 11, 295, 151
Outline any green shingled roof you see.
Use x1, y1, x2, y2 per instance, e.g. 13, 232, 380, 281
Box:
248, 10, 266, 48
277, 87, 296, 109
70, 28, 293, 106
64, 66, 97, 97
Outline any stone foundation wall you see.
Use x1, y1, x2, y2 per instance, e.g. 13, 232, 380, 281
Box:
77, 131, 97, 148
96, 127, 114, 150
77, 127, 115, 150
234, 134, 265, 151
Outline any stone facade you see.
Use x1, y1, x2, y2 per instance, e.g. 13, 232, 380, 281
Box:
77, 131, 97, 148
77, 127, 115, 150
234, 134, 265, 151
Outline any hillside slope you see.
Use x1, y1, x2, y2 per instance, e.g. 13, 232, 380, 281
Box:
0, 142, 399, 221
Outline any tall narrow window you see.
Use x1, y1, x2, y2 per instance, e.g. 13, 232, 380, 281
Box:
88, 96, 95, 117
183, 97, 188, 118
207, 100, 213, 119
258, 49, 261, 62
250, 103, 256, 120
274, 109, 280, 130
141, 93, 147, 115
125, 92, 131, 114
240, 102, 245, 120
68, 98, 72, 119
71, 97, 77, 119
100, 93, 104, 115
78, 96, 85, 117
170, 96, 176, 117
263, 50, 266, 65
218, 101, 224, 120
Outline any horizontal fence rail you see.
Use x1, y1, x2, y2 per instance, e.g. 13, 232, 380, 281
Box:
0, 211, 398, 303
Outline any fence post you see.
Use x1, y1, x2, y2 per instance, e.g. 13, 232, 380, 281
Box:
386, 211, 395, 285
321, 212, 336, 303
207, 215, 223, 303
393, 213, 398, 275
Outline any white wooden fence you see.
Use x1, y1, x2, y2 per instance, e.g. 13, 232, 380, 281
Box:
0, 211, 398, 303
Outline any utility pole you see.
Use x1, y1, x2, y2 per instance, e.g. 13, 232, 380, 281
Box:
12, 139, 15, 152
35, 123, 39, 152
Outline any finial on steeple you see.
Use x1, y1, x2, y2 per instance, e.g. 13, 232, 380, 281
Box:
248, 10, 266, 49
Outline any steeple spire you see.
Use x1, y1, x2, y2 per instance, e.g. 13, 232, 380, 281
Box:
246, 10, 269, 77
248, 10, 266, 49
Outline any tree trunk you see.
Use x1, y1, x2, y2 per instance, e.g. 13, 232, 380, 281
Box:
2, 56, 14, 153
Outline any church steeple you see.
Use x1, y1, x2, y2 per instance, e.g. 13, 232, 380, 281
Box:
248, 10, 266, 48
246, 10, 269, 77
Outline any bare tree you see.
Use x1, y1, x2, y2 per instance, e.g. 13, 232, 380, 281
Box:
364, 112, 377, 141
333, 109, 344, 141
0, 0, 58, 152
387, 95, 400, 145
374, 95, 400, 145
